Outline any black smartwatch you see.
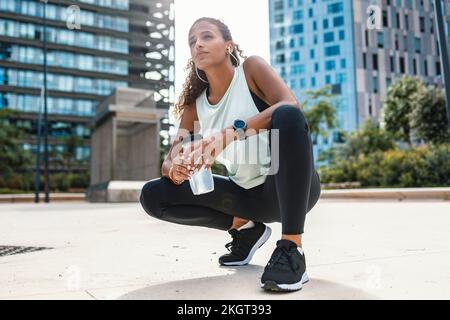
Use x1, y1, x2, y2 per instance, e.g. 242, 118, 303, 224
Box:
232, 119, 247, 141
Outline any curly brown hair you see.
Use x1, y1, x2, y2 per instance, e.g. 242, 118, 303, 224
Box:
172, 17, 248, 120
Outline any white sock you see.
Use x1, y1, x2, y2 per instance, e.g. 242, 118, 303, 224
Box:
237, 220, 255, 230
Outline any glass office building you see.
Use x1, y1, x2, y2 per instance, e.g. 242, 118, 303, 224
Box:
0, 0, 174, 172
269, 0, 450, 166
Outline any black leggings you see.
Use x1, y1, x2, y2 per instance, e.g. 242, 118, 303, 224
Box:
140, 104, 321, 234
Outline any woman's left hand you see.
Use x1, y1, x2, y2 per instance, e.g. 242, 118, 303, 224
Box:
183, 129, 237, 172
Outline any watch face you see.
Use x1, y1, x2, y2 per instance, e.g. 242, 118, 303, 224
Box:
234, 119, 246, 129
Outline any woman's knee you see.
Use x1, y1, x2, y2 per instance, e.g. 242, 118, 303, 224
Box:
140, 178, 165, 219
271, 104, 309, 132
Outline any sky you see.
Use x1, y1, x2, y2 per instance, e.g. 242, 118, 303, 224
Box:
172, 0, 271, 116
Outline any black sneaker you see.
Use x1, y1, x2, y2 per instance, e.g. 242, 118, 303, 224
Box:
260, 239, 309, 292
218, 222, 272, 266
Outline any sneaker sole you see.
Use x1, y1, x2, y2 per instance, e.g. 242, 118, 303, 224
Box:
261, 271, 309, 292
219, 225, 272, 266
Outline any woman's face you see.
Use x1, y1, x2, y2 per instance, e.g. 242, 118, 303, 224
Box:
188, 21, 231, 69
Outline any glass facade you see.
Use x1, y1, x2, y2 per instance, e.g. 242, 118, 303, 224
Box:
0, 19, 129, 54
3, 45, 128, 75
1, 68, 128, 95
0, 1, 129, 160
0, 93, 95, 117
0, 0, 175, 171
78, 0, 129, 10
270, 0, 357, 165
0, 0, 129, 32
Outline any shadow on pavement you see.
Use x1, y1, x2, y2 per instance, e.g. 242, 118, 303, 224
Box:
118, 265, 378, 300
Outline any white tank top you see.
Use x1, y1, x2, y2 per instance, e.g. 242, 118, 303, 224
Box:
195, 63, 271, 189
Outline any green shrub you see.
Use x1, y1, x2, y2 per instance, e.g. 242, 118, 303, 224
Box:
319, 144, 450, 188
69, 172, 90, 189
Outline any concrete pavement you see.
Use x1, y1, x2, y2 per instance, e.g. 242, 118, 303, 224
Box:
0, 199, 449, 300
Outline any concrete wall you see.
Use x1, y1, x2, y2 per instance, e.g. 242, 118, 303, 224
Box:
115, 121, 160, 181
90, 117, 114, 185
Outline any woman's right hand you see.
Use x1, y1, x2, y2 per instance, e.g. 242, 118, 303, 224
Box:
168, 152, 195, 185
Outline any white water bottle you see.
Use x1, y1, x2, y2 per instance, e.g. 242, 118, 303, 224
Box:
181, 134, 215, 195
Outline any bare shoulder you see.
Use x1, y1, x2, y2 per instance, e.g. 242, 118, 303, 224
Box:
243, 55, 297, 105
242, 55, 271, 76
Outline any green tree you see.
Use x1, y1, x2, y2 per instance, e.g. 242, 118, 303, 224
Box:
383, 76, 425, 145
59, 135, 84, 173
341, 118, 395, 158
302, 85, 338, 140
319, 118, 396, 166
410, 85, 450, 145
0, 109, 33, 189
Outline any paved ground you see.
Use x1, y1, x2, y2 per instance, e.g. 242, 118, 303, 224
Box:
0, 199, 449, 300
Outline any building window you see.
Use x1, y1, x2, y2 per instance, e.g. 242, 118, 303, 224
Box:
276, 40, 286, 50
399, 56, 405, 73
290, 51, 300, 62
276, 54, 285, 63
299, 37, 304, 46
415, 37, 421, 53
275, 14, 284, 23
293, 10, 303, 21
372, 54, 379, 70
436, 61, 441, 76
328, 3, 343, 14
336, 73, 346, 84
300, 78, 306, 88
377, 32, 384, 48
290, 79, 297, 89
331, 83, 341, 94
420, 16, 425, 33
325, 60, 336, 71
324, 32, 334, 43
324, 45, 340, 56
333, 16, 344, 27
383, 10, 389, 27
274, 0, 284, 10
386, 78, 392, 89
289, 24, 304, 34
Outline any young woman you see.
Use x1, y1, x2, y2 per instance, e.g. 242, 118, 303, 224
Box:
140, 17, 321, 292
